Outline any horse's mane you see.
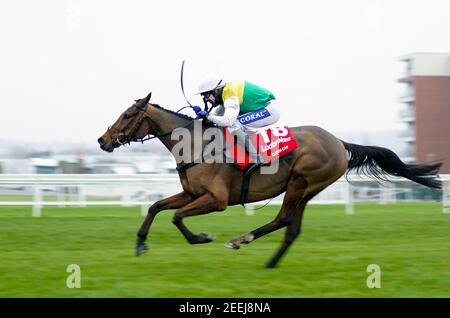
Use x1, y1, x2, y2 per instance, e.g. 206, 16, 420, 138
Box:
151, 104, 195, 121
151, 103, 216, 128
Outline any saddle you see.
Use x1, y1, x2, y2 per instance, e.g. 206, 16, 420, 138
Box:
176, 125, 298, 205
222, 126, 297, 170
222, 126, 298, 204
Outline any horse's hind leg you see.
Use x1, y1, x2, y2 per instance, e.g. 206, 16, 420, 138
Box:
225, 176, 307, 249
265, 192, 317, 268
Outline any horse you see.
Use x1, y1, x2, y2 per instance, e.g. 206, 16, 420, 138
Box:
97, 93, 442, 268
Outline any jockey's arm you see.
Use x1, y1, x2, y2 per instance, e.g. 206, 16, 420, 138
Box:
208, 104, 221, 116
206, 96, 239, 127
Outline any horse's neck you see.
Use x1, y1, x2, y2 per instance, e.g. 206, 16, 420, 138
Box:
149, 106, 220, 165
149, 106, 192, 151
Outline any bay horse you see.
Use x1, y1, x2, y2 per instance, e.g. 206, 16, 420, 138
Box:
98, 93, 442, 268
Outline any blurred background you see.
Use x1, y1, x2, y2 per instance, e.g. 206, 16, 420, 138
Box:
1, 0, 449, 204
1, 0, 450, 174
1, 0, 450, 297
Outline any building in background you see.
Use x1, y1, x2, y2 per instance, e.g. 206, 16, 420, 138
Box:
398, 52, 450, 173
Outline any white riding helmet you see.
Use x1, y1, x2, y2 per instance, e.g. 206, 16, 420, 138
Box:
196, 74, 224, 95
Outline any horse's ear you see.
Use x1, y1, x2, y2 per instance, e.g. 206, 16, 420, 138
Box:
143, 92, 152, 104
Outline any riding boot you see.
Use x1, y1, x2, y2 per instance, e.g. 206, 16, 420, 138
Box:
233, 128, 264, 175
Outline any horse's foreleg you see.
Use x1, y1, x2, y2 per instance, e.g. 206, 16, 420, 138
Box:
172, 192, 225, 244
136, 191, 193, 256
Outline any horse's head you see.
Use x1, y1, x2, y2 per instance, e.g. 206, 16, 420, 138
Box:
98, 92, 154, 152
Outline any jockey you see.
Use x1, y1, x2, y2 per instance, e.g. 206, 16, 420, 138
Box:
193, 75, 280, 172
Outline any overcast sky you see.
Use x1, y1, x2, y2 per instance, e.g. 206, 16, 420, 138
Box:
1, 0, 450, 145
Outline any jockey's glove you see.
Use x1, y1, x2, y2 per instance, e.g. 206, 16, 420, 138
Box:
196, 110, 208, 118
192, 106, 202, 114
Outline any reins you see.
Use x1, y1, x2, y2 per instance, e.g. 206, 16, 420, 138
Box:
126, 104, 197, 144
112, 59, 216, 145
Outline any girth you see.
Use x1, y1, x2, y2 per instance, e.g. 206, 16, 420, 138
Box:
176, 152, 294, 206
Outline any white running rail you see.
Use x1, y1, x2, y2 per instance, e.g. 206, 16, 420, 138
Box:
0, 174, 448, 216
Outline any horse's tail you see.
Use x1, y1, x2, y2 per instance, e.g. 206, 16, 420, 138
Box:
341, 141, 442, 189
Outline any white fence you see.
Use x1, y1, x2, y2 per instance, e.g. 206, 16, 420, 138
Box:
0, 174, 449, 216
0, 174, 179, 217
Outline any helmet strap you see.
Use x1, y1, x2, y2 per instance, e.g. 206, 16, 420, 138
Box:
212, 87, 223, 107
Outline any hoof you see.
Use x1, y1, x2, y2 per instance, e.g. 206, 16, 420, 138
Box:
224, 240, 240, 250
265, 261, 277, 269
198, 232, 215, 242
190, 232, 215, 244
136, 243, 148, 256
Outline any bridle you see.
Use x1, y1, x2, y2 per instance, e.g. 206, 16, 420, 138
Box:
107, 102, 196, 147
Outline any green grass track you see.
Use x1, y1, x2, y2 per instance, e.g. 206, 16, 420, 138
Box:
0, 203, 449, 297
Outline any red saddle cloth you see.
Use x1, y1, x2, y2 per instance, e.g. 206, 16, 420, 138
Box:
223, 126, 298, 170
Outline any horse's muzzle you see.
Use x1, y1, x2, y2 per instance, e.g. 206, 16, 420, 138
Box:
98, 137, 114, 152
97, 137, 105, 146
